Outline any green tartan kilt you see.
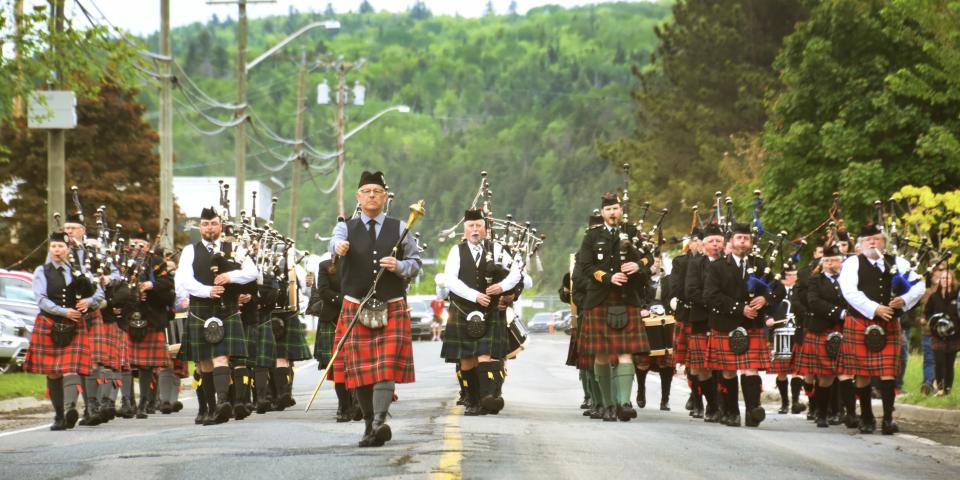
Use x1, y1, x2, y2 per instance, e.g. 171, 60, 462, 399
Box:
245, 312, 278, 368
275, 310, 311, 361
440, 302, 508, 361
313, 319, 336, 366
185, 301, 247, 362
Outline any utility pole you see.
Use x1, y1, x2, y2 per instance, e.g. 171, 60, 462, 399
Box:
47, 0, 65, 233
336, 62, 346, 218
234, 0, 248, 218
287, 51, 307, 241
159, 0, 173, 249
13, 0, 25, 119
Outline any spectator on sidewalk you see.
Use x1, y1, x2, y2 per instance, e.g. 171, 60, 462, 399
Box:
925, 261, 959, 396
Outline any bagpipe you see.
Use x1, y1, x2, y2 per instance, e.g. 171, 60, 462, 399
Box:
615, 163, 669, 271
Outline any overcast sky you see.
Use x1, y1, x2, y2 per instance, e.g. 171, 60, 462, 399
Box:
38, 0, 627, 36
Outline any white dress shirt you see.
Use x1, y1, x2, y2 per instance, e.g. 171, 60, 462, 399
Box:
838, 254, 925, 320
175, 240, 259, 298
444, 242, 521, 303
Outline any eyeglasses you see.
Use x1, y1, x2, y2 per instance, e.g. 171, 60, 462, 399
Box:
359, 188, 386, 196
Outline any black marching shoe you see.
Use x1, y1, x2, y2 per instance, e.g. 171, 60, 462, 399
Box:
617, 403, 638, 422
580, 397, 592, 410
136, 398, 149, 419
233, 402, 251, 421
64, 405, 79, 430
793, 402, 807, 415
660, 400, 670, 412
202, 411, 219, 426
703, 408, 721, 423
173, 401, 184, 412
828, 413, 843, 426
745, 407, 765, 428
214, 400, 233, 424
194, 411, 205, 425
79, 398, 100, 426
464, 404, 483, 416
336, 406, 352, 423
50, 416, 66, 431
119, 398, 136, 419
724, 411, 741, 427
582, 407, 593, 417
370, 413, 392, 447
358, 418, 376, 448
159, 401, 173, 414
685, 394, 694, 411
806, 410, 816, 421
480, 395, 505, 415
858, 416, 876, 434
816, 414, 829, 428
881, 419, 899, 435
602, 406, 617, 422
778, 400, 789, 415
636, 388, 646, 409
588, 406, 604, 420
101, 400, 117, 421
691, 404, 704, 419
843, 413, 861, 429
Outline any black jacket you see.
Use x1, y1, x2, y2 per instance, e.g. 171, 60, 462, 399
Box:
684, 254, 712, 333
574, 223, 649, 310
705, 255, 777, 332
805, 272, 847, 333
672, 253, 692, 321
310, 260, 342, 324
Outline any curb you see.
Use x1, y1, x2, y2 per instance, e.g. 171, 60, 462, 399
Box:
893, 402, 960, 428
0, 396, 47, 414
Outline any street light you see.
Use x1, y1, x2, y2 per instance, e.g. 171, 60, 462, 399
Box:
245, 20, 341, 73
301, 216, 312, 231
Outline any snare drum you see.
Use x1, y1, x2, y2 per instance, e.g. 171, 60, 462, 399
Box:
166, 311, 186, 356
506, 307, 529, 359
642, 314, 676, 357
772, 323, 796, 360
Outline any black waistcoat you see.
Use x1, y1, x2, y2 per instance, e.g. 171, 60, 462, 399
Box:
43, 263, 70, 309
855, 254, 894, 314
191, 241, 237, 305
340, 216, 404, 301
451, 241, 488, 307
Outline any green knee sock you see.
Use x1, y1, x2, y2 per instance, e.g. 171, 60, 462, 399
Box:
593, 363, 613, 408
614, 362, 635, 406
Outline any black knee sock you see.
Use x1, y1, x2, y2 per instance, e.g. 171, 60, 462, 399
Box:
857, 385, 874, 421
776, 378, 789, 406
790, 377, 803, 404
828, 379, 840, 415
879, 379, 896, 422
356, 385, 374, 419
947, 352, 957, 390
121, 372, 134, 403
335, 382, 349, 411
253, 368, 271, 403
839, 379, 856, 416
741, 375, 760, 410
815, 384, 829, 418
635, 367, 648, 393
724, 377, 739, 415
48, 377, 65, 418
212, 366, 232, 403
659, 368, 673, 403
138, 370, 153, 408
689, 376, 701, 406
232, 368, 248, 406
201, 371, 216, 411
700, 376, 715, 412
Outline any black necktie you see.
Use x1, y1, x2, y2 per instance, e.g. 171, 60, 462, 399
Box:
56, 266, 66, 284
473, 248, 481, 265
367, 219, 377, 244
831, 275, 839, 287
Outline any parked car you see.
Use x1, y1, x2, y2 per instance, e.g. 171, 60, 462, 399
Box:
526, 311, 556, 333
0, 270, 38, 330
554, 310, 572, 332
0, 312, 31, 374
406, 295, 437, 341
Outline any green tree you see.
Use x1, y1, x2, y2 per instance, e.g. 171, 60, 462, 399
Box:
761, 0, 960, 238
358, 1, 374, 14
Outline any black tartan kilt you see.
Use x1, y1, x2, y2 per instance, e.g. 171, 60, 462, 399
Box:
440, 304, 509, 361
185, 301, 246, 362
245, 312, 277, 368
274, 310, 311, 361
314, 319, 337, 366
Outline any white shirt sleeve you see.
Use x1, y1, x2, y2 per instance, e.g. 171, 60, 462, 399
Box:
444, 245, 481, 303
523, 271, 534, 289
839, 255, 878, 320
175, 244, 214, 298
495, 244, 522, 292
227, 255, 259, 284
897, 256, 925, 312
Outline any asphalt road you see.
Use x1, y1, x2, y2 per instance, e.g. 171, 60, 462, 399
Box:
1, 335, 959, 479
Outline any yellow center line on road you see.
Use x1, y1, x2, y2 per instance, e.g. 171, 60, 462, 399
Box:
431, 402, 464, 480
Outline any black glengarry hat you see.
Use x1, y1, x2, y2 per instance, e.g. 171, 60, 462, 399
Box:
702, 224, 724, 238
358, 170, 386, 189
49, 231, 69, 243
860, 222, 882, 237
200, 207, 220, 220
600, 192, 620, 208
823, 245, 843, 258
65, 211, 84, 226
464, 208, 484, 222
731, 223, 752, 236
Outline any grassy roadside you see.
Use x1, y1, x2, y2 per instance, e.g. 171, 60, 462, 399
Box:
899, 352, 960, 409
0, 372, 47, 401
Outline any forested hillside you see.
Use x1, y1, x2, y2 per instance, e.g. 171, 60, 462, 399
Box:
137, 2, 673, 289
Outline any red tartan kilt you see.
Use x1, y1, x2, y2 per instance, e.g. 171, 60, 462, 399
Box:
837, 314, 900, 377
172, 359, 190, 378
579, 301, 650, 355
766, 339, 799, 375
128, 330, 170, 368
333, 299, 415, 389
23, 314, 92, 376
794, 327, 841, 376
706, 328, 771, 371
674, 321, 690, 365
685, 331, 711, 370
90, 312, 127, 369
